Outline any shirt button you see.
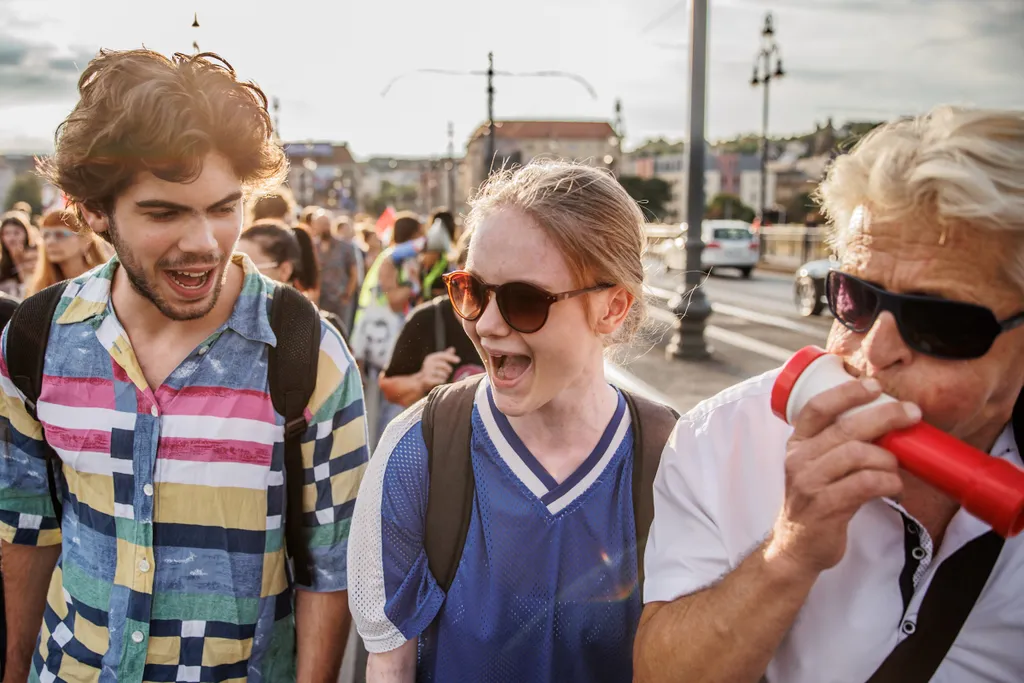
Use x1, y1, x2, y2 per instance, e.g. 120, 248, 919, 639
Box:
139, 559, 150, 573
901, 620, 916, 635
911, 547, 926, 561
131, 630, 145, 644
143, 483, 154, 496
150, 405, 159, 417
198, 346, 209, 356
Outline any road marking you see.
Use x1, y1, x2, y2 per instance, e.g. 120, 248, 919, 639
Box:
646, 285, 826, 337
604, 360, 681, 411
646, 306, 795, 364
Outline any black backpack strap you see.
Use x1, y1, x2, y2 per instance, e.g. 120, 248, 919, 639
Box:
865, 530, 1004, 683
6, 281, 69, 522
268, 284, 322, 587
422, 374, 483, 592
623, 391, 679, 589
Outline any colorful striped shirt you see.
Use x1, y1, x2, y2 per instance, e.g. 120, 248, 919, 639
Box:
0, 253, 369, 683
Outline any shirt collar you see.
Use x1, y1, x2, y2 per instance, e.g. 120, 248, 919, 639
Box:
56, 252, 278, 347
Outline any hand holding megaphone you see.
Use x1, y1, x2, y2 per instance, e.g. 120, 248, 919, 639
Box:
773, 347, 1024, 538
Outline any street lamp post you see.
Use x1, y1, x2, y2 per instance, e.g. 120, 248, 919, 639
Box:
751, 12, 784, 225
447, 121, 457, 212
667, 0, 712, 361
487, 53, 496, 178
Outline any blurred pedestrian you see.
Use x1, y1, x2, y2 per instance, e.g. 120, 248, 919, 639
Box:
349, 160, 677, 682
238, 219, 349, 340
420, 209, 457, 300
27, 209, 109, 295
249, 187, 297, 224
309, 208, 359, 325
357, 224, 383, 273
379, 228, 483, 408
0, 211, 34, 297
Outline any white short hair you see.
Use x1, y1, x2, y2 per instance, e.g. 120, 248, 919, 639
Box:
817, 106, 1024, 290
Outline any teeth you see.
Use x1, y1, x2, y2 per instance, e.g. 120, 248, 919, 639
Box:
168, 270, 210, 289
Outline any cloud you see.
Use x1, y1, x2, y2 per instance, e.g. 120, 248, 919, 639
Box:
0, 31, 90, 105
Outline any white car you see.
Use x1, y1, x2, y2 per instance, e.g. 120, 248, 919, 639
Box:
657, 220, 759, 278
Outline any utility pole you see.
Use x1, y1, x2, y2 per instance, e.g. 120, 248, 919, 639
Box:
272, 97, 281, 141
751, 13, 784, 224
486, 52, 496, 179
447, 121, 457, 212
667, 0, 712, 361
613, 98, 625, 176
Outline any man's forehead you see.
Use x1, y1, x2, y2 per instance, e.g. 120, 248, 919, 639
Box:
122, 154, 243, 206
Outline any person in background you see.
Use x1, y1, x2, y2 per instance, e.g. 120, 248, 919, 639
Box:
357, 224, 382, 273
237, 219, 348, 340
380, 228, 483, 408
27, 209, 109, 295
356, 211, 423, 323
420, 209, 457, 301
249, 187, 297, 225
310, 208, 359, 325
0, 212, 34, 297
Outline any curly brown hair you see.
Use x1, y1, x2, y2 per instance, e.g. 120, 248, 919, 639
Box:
37, 49, 288, 226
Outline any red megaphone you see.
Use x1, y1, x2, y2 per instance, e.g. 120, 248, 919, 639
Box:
771, 346, 1024, 538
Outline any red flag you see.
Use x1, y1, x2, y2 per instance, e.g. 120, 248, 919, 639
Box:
375, 207, 396, 236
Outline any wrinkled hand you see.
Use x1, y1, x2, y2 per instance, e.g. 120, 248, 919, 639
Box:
766, 378, 922, 577
418, 347, 461, 390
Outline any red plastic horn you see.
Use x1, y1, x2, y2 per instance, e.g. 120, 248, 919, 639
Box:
772, 346, 1024, 538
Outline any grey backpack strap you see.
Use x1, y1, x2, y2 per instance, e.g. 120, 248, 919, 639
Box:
622, 391, 679, 589
421, 374, 484, 592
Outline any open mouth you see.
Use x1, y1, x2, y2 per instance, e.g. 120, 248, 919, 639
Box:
490, 353, 533, 383
163, 266, 217, 299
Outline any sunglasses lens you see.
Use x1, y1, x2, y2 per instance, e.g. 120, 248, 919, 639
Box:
498, 282, 551, 333
900, 300, 999, 359
828, 272, 880, 332
446, 272, 484, 320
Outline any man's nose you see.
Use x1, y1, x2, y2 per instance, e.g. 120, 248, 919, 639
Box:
179, 215, 219, 254
860, 310, 913, 372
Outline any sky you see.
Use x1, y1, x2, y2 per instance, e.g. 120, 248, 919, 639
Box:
1, 0, 1022, 159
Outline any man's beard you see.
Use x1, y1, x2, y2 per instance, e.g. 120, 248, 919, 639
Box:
107, 215, 227, 322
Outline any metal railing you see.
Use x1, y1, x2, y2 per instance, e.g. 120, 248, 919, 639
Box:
643, 223, 832, 271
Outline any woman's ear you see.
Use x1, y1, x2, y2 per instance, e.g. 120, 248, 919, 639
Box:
279, 260, 295, 285
593, 286, 634, 336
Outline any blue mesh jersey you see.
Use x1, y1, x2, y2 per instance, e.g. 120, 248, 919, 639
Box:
348, 379, 642, 683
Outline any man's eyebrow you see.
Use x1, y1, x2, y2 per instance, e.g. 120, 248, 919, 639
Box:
133, 191, 242, 213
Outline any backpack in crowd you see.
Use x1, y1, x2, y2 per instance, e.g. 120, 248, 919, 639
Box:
419, 375, 680, 593
6, 282, 323, 586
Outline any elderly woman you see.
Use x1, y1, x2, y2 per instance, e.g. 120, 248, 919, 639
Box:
635, 106, 1024, 683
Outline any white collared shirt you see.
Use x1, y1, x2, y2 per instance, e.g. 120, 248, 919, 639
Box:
645, 370, 1024, 683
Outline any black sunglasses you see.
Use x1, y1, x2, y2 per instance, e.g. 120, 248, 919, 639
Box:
826, 270, 1024, 360
443, 270, 613, 334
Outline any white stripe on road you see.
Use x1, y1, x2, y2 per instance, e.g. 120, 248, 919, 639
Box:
645, 285, 826, 337
646, 306, 795, 364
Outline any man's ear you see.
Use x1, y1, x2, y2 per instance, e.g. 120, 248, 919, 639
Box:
80, 203, 110, 236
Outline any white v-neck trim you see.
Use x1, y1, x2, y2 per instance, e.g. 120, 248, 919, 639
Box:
474, 378, 630, 514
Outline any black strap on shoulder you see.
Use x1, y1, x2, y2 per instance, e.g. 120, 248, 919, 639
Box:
268, 284, 322, 587
622, 391, 679, 588
422, 374, 483, 592
865, 530, 1004, 683
7, 281, 69, 522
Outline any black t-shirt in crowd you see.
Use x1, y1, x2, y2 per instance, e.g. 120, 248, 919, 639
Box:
0, 293, 18, 329
384, 296, 485, 383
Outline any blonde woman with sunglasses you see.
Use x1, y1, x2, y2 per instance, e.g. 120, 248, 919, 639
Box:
349, 160, 677, 683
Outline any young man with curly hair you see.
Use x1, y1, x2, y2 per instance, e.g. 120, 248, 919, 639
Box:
0, 50, 367, 683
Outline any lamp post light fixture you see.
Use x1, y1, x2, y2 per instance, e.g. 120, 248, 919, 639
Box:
751, 12, 784, 226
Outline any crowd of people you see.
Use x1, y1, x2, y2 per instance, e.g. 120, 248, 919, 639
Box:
0, 47, 1022, 683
